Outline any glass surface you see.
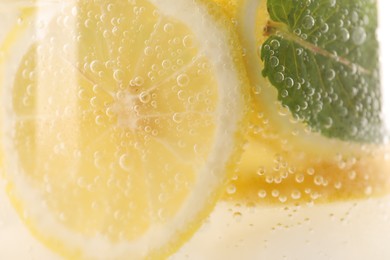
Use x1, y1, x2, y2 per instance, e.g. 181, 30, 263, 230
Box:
0, 0, 389, 259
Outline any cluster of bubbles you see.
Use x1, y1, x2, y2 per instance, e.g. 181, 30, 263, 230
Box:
225, 148, 385, 206
261, 0, 381, 142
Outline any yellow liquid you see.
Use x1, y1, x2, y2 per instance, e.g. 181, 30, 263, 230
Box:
1, 0, 390, 259
175, 197, 390, 259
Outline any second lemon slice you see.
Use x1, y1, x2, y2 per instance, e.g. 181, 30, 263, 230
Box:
219, 0, 390, 204
1, 0, 249, 258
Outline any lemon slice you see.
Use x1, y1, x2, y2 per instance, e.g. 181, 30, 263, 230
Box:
212, 0, 240, 18
1, 0, 249, 258
221, 0, 390, 204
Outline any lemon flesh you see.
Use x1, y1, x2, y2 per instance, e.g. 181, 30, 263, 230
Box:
1, 0, 248, 258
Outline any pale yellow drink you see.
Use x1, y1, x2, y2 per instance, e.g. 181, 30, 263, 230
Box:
1, 0, 390, 259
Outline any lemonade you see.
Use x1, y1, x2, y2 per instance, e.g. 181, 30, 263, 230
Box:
0, 0, 390, 259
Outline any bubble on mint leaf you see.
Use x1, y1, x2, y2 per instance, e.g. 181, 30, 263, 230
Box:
352, 27, 366, 45
270, 56, 279, 67
285, 77, 294, 88
320, 23, 329, 33
302, 15, 315, 30
325, 69, 336, 80
270, 39, 280, 49
339, 28, 350, 42
274, 72, 284, 83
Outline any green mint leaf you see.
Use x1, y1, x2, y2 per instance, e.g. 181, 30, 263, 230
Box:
261, 0, 382, 142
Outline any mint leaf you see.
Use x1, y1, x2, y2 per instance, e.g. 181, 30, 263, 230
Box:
261, 0, 382, 142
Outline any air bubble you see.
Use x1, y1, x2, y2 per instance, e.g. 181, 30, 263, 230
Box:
334, 181, 342, 189
16, 17, 24, 25
339, 28, 350, 42
270, 39, 280, 49
265, 175, 274, 184
307, 168, 315, 175
258, 190, 267, 198
325, 69, 336, 80
144, 125, 152, 133
349, 126, 358, 136
90, 96, 98, 107
271, 189, 280, 197
77, 89, 86, 100
172, 113, 184, 123
257, 167, 266, 176
294, 28, 301, 36
27, 69, 37, 81
22, 97, 31, 106
351, 87, 359, 96
183, 35, 194, 48
132, 76, 144, 87
113, 69, 124, 82
119, 154, 131, 171
158, 209, 166, 221
103, 29, 110, 39
233, 212, 242, 222
177, 90, 185, 101
84, 18, 93, 28
310, 192, 320, 200
177, 74, 190, 87
69, 6, 78, 17
274, 177, 282, 184
144, 46, 153, 56
305, 86, 315, 96
302, 15, 315, 30
274, 72, 284, 83
291, 190, 301, 200
95, 115, 104, 125
106, 3, 113, 11
364, 186, 373, 195
352, 27, 366, 45
162, 59, 171, 69
279, 196, 287, 203
285, 77, 294, 88
89, 60, 99, 73
351, 11, 359, 23
323, 117, 333, 129
321, 23, 329, 33
226, 185, 236, 195
314, 175, 324, 186
163, 23, 174, 33
139, 92, 151, 104
270, 56, 279, 67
